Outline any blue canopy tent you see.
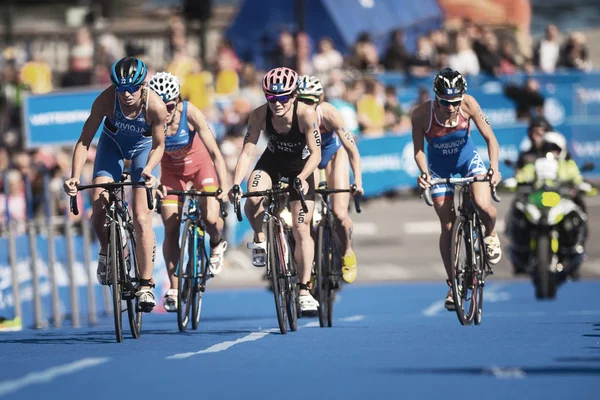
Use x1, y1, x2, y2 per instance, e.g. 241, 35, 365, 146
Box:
226, 0, 444, 70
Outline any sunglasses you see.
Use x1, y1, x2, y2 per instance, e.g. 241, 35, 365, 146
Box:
266, 94, 292, 104
166, 101, 177, 112
116, 85, 141, 94
436, 96, 462, 107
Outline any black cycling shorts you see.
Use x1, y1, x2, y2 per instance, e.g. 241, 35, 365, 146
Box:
253, 151, 315, 202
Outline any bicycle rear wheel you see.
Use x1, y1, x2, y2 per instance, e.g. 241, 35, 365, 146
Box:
268, 218, 287, 334
192, 234, 207, 330
450, 215, 476, 325
316, 224, 329, 328
177, 219, 194, 332
109, 221, 123, 343
119, 226, 142, 338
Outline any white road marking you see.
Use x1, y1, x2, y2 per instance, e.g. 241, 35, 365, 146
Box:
404, 221, 505, 235
340, 315, 365, 322
0, 358, 109, 398
166, 315, 366, 359
166, 329, 278, 360
422, 284, 508, 317
353, 222, 378, 236
487, 366, 526, 379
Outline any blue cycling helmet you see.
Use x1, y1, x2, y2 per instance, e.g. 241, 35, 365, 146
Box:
110, 57, 147, 87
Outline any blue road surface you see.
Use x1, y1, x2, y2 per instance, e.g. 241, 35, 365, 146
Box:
1, 281, 600, 400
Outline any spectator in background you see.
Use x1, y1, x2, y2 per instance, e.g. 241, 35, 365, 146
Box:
351, 32, 381, 72
474, 27, 501, 76
166, 16, 195, 85
329, 79, 363, 135
408, 36, 436, 77
62, 27, 95, 87
180, 59, 214, 112
559, 32, 592, 72
411, 86, 431, 113
312, 37, 343, 86
215, 39, 241, 95
237, 64, 265, 109
383, 85, 410, 133
295, 31, 313, 76
324, 68, 346, 101
449, 34, 480, 75
383, 29, 410, 72
20, 48, 52, 94
498, 38, 522, 75
503, 77, 545, 121
0, 169, 26, 226
271, 30, 297, 70
534, 24, 561, 73
357, 78, 386, 137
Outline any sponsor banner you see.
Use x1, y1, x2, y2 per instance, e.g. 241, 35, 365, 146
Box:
23, 88, 103, 148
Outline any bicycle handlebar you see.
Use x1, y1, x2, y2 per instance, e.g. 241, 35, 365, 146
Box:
315, 183, 362, 213
421, 173, 501, 207
166, 188, 228, 218
70, 182, 153, 216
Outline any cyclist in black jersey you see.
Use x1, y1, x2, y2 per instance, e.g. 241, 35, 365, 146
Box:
228, 67, 322, 315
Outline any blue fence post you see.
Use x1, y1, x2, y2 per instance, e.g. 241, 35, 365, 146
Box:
3, 171, 22, 322
79, 178, 97, 326
62, 188, 80, 328
24, 173, 45, 329
43, 171, 62, 328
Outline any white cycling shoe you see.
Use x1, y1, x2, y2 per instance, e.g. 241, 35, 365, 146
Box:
162, 289, 178, 312
299, 293, 319, 316
209, 240, 228, 276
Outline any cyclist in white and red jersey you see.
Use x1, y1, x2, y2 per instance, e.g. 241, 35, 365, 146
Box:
296, 75, 364, 284
148, 72, 229, 312
412, 68, 502, 311
228, 67, 321, 315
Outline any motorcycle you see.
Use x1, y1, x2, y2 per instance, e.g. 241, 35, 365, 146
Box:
503, 155, 596, 299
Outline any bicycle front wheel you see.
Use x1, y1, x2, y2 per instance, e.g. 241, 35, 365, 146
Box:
268, 218, 287, 334
450, 215, 476, 326
177, 219, 194, 332
109, 221, 123, 343
120, 226, 142, 338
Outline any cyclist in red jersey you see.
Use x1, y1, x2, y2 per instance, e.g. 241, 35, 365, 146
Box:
148, 72, 229, 312
228, 67, 322, 315
296, 75, 364, 283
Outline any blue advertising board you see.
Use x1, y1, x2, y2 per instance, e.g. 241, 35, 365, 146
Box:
23, 88, 103, 148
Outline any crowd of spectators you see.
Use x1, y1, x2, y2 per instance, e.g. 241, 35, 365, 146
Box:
0, 13, 595, 226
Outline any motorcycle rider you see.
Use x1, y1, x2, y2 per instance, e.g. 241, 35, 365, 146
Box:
507, 131, 588, 277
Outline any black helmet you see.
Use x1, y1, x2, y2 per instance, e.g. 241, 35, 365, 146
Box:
110, 57, 147, 87
527, 116, 552, 134
433, 68, 467, 97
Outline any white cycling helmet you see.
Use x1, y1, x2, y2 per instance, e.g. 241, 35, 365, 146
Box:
148, 72, 180, 102
297, 75, 324, 101
542, 131, 568, 160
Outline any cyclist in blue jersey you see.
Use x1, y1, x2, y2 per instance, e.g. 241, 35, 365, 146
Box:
412, 68, 502, 311
296, 75, 364, 283
64, 56, 168, 312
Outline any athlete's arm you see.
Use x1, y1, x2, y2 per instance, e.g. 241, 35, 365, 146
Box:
463, 94, 501, 184
143, 90, 168, 183
231, 106, 264, 187
187, 102, 230, 196
322, 102, 363, 193
64, 88, 111, 195
411, 103, 429, 189
297, 103, 321, 182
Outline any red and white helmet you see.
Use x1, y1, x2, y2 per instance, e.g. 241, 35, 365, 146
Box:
262, 67, 298, 96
